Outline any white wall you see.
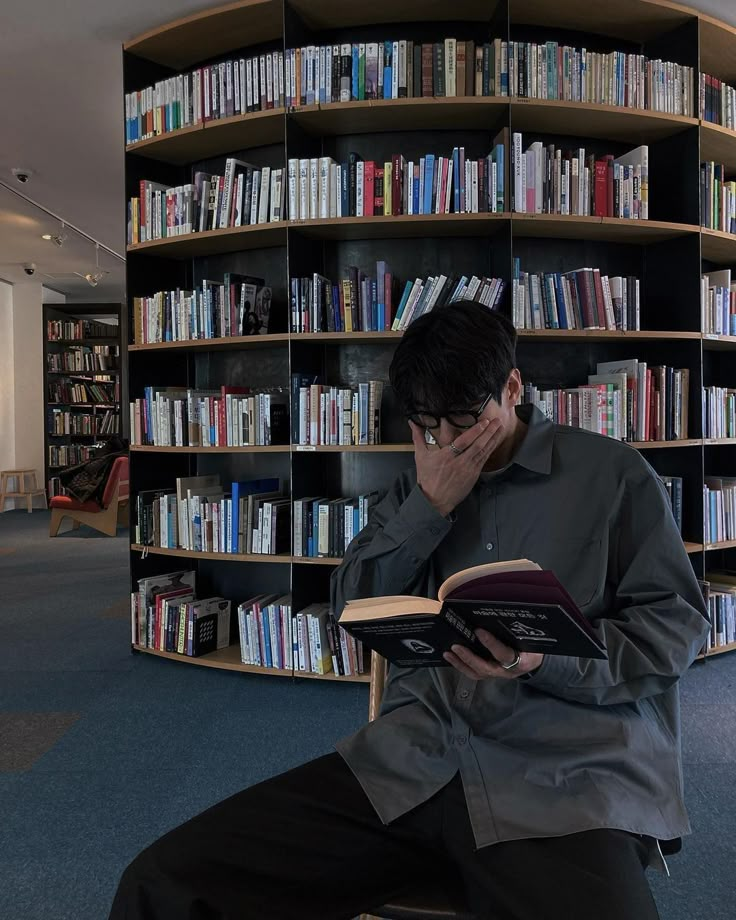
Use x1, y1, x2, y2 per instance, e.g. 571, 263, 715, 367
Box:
0, 281, 49, 509
0, 281, 15, 476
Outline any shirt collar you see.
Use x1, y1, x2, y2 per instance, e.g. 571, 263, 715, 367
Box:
508, 403, 554, 475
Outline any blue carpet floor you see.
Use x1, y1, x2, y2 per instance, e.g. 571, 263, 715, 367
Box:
0, 510, 733, 919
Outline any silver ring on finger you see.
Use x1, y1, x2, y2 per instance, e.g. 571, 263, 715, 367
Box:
449, 441, 464, 456
500, 652, 522, 671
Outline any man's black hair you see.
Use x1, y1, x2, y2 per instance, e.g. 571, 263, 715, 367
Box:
389, 303, 517, 413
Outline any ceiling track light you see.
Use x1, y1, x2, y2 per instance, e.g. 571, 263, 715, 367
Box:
74, 243, 109, 288
42, 221, 67, 247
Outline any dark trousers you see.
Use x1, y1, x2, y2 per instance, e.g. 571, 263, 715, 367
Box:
109, 752, 660, 920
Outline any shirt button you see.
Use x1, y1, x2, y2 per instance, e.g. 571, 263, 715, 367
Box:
458, 690, 470, 700
486, 542, 494, 551
457, 735, 468, 745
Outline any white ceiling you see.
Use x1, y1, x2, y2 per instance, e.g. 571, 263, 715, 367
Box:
0, 0, 735, 301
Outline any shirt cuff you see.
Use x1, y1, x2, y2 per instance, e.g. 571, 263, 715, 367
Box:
522, 653, 576, 690
381, 484, 453, 560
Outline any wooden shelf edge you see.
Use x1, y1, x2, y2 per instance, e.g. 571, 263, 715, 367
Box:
629, 439, 702, 449
130, 544, 292, 563
129, 334, 290, 351
130, 445, 290, 453
684, 542, 704, 554
700, 640, 736, 659
704, 539, 736, 551
132, 644, 368, 681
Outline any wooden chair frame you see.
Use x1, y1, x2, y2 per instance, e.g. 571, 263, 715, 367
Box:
49, 474, 129, 538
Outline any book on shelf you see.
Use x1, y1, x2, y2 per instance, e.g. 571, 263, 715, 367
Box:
702, 387, 736, 438
47, 409, 120, 436
701, 574, 736, 650
46, 344, 119, 373
700, 161, 736, 233
288, 138, 506, 220
133, 278, 273, 344
130, 385, 289, 447
704, 477, 736, 544
339, 558, 606, 669
659, 475, 683, 535
512, 261, 640, 331
701, 269, 736, 337
290, 267, 504, 334
293, 493, 379, 558
512, 136, 648, 218
128, 164, 286, 244
291, 378, 383, 446
48, 445, 96, 468
130, 569, 233, 657
524, 358, 689, 442
125, 50, 285, 144
135, 476, 287, 555
700, 72, 736, 128
47, 380, 118, 405
47, 319, 115, 340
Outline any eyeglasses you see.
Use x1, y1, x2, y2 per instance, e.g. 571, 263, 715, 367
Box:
407, 391, 494, 430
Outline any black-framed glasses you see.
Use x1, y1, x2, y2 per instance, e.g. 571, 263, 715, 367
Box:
407, 390, 495, 430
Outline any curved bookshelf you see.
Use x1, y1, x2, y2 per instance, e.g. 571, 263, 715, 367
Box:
124, 0, 736, 676
127, 109, 286, 165
123, 0, 282, 70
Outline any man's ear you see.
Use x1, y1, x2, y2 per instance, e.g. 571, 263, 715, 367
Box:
506, 369, 522, 406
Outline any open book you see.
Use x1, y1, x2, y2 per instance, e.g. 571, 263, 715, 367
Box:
340, 559, 606, 669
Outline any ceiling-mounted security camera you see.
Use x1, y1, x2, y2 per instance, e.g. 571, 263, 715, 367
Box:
23, 262, 36, 276
11, 168, 34, 184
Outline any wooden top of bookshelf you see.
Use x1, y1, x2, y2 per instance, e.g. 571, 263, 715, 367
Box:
509, 0, 694, 42
630, 439, 702, 449
130, 445, 290, 453
131, 544, 291, 563
700, 122, 736, 175
134, 643, 370, 682
704, 438, 736, 446
127, 109, 285, 165
512, 214, 698, 244
518, 330, 701, 342
289, 0, 497, 30
703, 335, 736, 351
509, 99, 697, 143
684, 542, 704, 554
128, 223, 287, 258
129, 334, 290, 352
705, 539, 736, 551
701, 228, 736, 265
291, 97, 510, 138
700, 14, 736, 84
124, 0, 282, 70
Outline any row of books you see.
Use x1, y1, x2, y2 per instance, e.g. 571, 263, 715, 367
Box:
703, 577, 736, 650
292, 380, 383, 446
701, 269, 736, 337
498, 43, 692, 115
47, 320, 115, 341
128, 165, 287, 244
660, 476, 683, 535
48, 478, 68, 500
125, 51, 285, 144
704, 478, 736, 545
523, 359, 690, 442
703, 387, 736, 439
700, 73, 736, 129
130, 386, 288, 448
125, 39, 695, 146
132, 280, 272, 345
512, 264, 640, 331
48, 410, 119, 436
48, 445, 96, 468
238, 597, 365, 675
512, 136, 649, 218
46, 345, 119, 373
288, 144, 506, 220
291, 268, 503, 334
294, 494, 378, 559
47, 381, 117, 405
135, 476, 289, 555
700, 161, 736, 234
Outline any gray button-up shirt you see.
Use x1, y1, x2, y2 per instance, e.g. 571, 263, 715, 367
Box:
330, 404, 710, 854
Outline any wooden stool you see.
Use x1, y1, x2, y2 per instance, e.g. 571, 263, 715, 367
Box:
0, 469, 48, 513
